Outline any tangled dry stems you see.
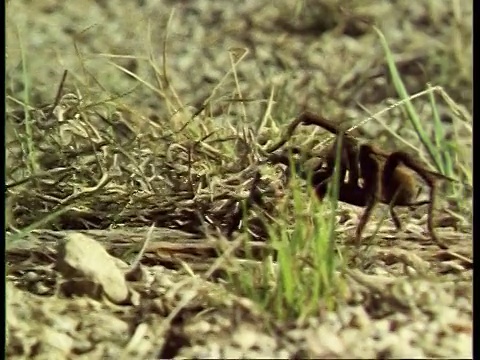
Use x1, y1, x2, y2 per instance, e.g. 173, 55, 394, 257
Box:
6, 91, 289, 238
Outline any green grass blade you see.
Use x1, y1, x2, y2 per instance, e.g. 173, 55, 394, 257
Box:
374, 27, 445, 174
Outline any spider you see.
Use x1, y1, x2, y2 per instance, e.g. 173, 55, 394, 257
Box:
267, 111, 457, 249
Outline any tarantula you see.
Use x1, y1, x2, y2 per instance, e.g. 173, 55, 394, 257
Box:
267, 111, 456, 249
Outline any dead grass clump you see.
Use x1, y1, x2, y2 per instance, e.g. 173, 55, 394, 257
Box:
6, 88, 286, 237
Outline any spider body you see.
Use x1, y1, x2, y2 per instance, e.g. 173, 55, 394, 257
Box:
268, 111, 451, 249
314, 141, 422, 207
312, 140, 439, 244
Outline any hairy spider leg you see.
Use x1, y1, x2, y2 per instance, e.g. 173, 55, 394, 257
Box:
382, 151, 448, 250
354, 144, 382, 246
385, 180, 429, 230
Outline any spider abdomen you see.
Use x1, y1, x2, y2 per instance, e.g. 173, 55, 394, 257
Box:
382, 166, 418, 205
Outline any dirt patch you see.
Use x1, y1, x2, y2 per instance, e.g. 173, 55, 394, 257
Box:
6, 227, 472, 358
